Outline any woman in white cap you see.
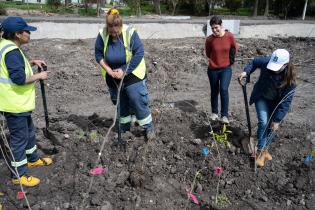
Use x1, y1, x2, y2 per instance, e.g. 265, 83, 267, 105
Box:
239, 49, 297, 167
0, 16, 52, 187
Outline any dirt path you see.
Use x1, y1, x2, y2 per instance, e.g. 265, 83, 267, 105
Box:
0, 37, 314, 210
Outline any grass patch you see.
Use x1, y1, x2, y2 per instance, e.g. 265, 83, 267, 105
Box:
1, 2, 48, 10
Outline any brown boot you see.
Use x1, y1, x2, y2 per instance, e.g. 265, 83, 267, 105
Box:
263, 150, 272, 161
256, 150, 265, 167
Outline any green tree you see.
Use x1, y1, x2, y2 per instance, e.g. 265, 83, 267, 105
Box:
153, 0, 161, 15
125, 0, 142, 16
253, 0, 259, 16
47, 0, 62, 9
225, 0, 242, 13
264, 0, 269, 16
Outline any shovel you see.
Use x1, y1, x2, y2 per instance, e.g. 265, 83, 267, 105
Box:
37, 65, 62, 147
238, 76, 255, 156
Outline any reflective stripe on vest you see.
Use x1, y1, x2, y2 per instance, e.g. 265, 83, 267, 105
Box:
11, 158, 27, 167
120, 115, 131, 124
136, 114, 152, 126
99, 25, 146, 80
0, 39, 35, 113
25, 145, 37, 155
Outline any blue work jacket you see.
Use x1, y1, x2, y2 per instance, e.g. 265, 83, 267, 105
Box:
243, 56, 296, 122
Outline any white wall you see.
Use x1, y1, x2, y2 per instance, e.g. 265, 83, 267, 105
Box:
28, 22, 315, 40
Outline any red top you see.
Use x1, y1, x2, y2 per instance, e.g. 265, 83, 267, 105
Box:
205, 31, 237, 69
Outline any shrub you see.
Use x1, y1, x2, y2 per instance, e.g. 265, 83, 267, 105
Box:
0, 4, 7, 15
46, 0, 61, 9
225, 0, 242, 13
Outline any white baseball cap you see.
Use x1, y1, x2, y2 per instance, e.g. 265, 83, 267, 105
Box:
267, 49, 290, 71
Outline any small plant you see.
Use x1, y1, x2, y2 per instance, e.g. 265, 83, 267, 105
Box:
196, 171, 203, 181
210, 124, 232, 148
77, 129, 86, 141
214, 194, 231, 209
89, 130, 99, 143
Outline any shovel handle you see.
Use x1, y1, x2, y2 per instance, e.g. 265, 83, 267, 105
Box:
37, 65, 49, 128
37, 65, 47, 73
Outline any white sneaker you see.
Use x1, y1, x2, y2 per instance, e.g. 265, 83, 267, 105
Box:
210, 113, 219, 121
221, 116, 229, 124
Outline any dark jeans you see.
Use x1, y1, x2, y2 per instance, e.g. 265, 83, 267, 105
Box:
4, 113, 39, 178
207, 66, 232, 117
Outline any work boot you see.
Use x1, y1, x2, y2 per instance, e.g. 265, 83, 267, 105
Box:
146, 129, 156, 141
210, 113, 219, 121
28, 157, 53, 168
263, 150, 272, 161
256, 150, 265, 167
12, 175, 40, 187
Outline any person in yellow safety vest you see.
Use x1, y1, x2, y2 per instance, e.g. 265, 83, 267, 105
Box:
95, 8, 155, 140
0, 16, 53, 187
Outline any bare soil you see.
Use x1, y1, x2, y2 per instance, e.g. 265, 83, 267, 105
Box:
0, 36, 314, 210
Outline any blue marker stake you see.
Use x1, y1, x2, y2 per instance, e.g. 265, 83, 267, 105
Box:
202, 147, 209, 155
304, 155, 313, 162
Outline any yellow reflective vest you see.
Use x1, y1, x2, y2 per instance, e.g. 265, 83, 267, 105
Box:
99, 24, 146, 80
0, 39, 35, 113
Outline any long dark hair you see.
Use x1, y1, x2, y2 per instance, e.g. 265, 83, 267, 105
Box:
2, 32, 16, 40
280, 63, 297, 88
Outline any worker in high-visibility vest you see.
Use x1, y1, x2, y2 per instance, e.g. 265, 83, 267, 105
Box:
95, 8, 155, 140
0, 16, 52, 187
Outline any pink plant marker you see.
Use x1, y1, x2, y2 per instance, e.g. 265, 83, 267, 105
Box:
187, 192, 200, 205
214, 166, 223, 177
89, 167, 106, 175
17, 191, 24, 200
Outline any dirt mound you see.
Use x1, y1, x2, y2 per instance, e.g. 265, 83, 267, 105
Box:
0, 37, 314, 210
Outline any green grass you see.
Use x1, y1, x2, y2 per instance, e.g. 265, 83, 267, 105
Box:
78, 8, 97, 16
1, 2, 48, 10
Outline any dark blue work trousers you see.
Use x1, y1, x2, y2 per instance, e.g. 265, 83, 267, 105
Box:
108, 80, 153, 132
207, 66, 232, 117
4, 113, 39, 178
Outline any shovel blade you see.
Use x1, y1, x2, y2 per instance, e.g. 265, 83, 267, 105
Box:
241, 136, 255, 155
43, 128, 63, 146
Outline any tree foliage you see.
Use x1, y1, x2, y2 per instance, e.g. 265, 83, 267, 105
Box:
124, 0, 315, 18
225, 0, 242, 13
46, 0, 61, 9
125, 0, 142, 16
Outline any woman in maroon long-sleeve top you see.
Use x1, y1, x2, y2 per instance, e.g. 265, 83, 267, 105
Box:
205, 16, 237, 124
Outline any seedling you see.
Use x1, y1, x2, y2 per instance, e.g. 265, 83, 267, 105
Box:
196, 171, 203, 181
89, 130, 99, 143
209, 124, 232, 148
77, 129, 86, 141
214, 194, 231, 209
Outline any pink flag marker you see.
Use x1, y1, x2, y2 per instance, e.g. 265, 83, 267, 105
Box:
89, 167, 106, 175
17, 191, 24, 200
214, 166, 223, 177
185, 188, 200, 205
188, 192, 200, 205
